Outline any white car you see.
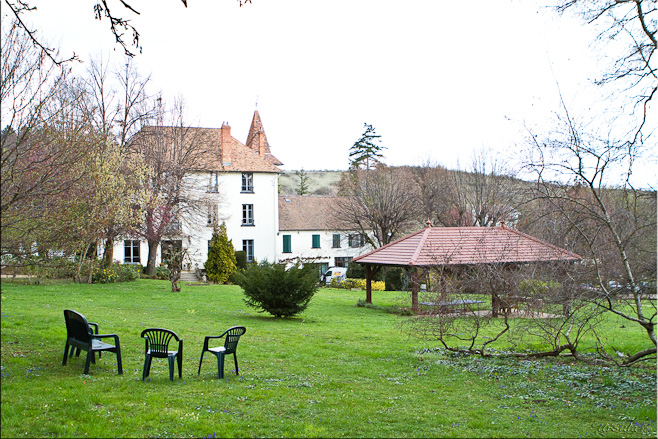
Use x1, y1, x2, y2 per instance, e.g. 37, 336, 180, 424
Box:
321, 267, 347, 284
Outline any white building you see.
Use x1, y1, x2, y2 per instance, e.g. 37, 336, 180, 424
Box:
113, 110, 367, 277
115, 110, 282, 272
277, 196, 372, 274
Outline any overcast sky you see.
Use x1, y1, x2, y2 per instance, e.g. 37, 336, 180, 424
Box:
9, 0, 656, 186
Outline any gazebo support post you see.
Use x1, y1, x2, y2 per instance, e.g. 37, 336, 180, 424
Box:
407, 268, 421, 313
365, 265, 381, 304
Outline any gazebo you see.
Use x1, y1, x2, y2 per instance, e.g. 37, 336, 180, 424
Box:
352, 221, 582, 313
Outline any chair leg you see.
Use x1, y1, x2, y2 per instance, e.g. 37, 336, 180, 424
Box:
84, 351, 93, 375
142, 355, 151, 381
63, 344, 70, 366
168, 356, 175, 382
177, 353, 183, 379
198, 350, 205, 375
217, 352, 225, 379
233, 353, 239, 376
116, 348, 123, 375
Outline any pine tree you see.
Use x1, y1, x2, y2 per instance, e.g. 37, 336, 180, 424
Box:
296, 169, 310, 196
234, 261, 319, 318
204, 222, 237, 283
348, 123, 386, 170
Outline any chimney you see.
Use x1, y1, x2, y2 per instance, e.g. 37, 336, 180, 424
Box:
220, 122, 232, 165
258, 131, 265, 157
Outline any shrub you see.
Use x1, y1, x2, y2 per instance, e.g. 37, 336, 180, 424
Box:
154, 265, 169, 280
335, 278, 385, 291
92, 263, 140, 283
233, 261, 319, 318
234, 251, 248, 271
346, 263, 384, 281
385, 268, 403, 291
205, 222, 237, 284
519, 279, 561, 296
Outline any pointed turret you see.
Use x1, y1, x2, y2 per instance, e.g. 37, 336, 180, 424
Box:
245, 110, 283, 166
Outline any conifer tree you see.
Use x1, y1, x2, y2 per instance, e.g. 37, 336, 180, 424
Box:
348, 123, 386, 170
296, 169, 310, 196
205, 222, 237, 283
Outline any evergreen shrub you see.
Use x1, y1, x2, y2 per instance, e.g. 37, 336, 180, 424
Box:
385, 267, 403, 291
205, 223, 237, 283
234, 261, 319, 318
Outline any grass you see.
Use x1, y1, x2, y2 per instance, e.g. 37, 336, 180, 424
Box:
1, 279, 656, 438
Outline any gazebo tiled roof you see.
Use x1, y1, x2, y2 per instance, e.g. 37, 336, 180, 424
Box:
353, 222, 581, 267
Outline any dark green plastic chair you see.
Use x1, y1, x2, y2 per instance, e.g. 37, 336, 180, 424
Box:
62, 309, 123, 375
140, 328, 183, 382
198, 326, 246, 379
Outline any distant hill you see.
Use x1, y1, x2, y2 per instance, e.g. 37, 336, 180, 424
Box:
279, 170, 343, 196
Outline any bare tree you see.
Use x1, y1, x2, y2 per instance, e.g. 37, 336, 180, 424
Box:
1, 19, 93, 263
524, 105, 656, 365
404, 260, 601, 361
128, 97, 210, 276
554, 0, 656, 146
82, 55, 153, 265
3, 0, 251, 62
337, 166, 418, 249
409, 150, 521, 228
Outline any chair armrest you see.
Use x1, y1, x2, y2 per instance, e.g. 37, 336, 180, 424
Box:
94, 333, 120, 345
88, 322, 99, 334
202, 334, 225, 350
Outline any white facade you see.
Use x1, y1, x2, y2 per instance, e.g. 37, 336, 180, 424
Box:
113, 170, 279, 270
277, 229, 368, 272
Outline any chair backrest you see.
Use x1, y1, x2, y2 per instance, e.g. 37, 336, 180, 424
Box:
141, 328, 180, 354
223, 326, 246, 354
64, 309, 93, 344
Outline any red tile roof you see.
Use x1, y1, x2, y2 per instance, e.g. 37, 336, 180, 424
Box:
245, 110, 283, 166
353, 223, 581, 266
278, 196, 348, 231
132, 125, 281, 174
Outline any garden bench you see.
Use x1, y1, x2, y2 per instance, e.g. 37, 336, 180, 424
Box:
62, 309, 123, 375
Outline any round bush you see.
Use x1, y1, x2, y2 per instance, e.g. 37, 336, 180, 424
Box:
234, 261, 319, 318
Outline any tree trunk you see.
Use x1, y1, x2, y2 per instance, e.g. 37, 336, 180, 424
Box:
146, 240, 159, 276
102, 236, 114, 267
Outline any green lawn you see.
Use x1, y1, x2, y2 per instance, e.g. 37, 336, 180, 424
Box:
1, 279, 655, 438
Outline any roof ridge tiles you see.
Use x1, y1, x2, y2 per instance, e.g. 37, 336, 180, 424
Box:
410, 226, 431, 266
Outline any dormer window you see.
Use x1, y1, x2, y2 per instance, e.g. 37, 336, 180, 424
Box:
241, 172, 253, 192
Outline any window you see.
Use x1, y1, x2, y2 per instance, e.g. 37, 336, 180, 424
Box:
282, 235, 291, 253
207, 204, 218, 226
124, 240, 140, 264
349, 234, 365, 248
242, 204, 254, 226
243, 239, 254, 262
241, 172, 253, 192
335, 257, 352, 268
208, 172, 218, 192
312, 234, 320, 249
332, 233, 341, 248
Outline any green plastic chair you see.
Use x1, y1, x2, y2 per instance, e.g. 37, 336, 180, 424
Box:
140, 328, 183, 382
198, 326, 246, 379
62, 309, 123, 375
